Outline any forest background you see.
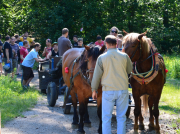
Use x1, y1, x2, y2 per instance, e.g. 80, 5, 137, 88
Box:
0, 0, 179, 54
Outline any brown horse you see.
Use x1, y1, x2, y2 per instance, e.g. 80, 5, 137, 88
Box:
62, 44, 105, 134
122, 31, 166, 134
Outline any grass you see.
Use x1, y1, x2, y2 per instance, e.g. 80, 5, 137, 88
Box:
0, 75, 41, 127
159, 79, 180, 115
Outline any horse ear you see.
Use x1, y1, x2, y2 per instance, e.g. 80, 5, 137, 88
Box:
84, 45, 90, 51
138, 31, 147, 40
123, 29, 128, 35
100, 45, 106, 54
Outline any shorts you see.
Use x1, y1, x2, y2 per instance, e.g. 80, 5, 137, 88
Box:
4, 58, 12, 73
12, 58, 18, 70
22, 65, 34, 80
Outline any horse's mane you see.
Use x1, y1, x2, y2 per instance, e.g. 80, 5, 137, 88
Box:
78, 43, 102, 72
123, 33, 150, 54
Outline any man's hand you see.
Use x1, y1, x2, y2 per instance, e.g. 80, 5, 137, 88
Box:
92, 90, 97, 100
7, 59, 10, 63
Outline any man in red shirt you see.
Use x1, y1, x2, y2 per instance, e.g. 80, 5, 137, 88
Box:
20, 40, 29, 84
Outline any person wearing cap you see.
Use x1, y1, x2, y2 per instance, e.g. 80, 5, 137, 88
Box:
3, 35, 13, 76
91, 35, 132, 134
42, 39, 52, 58
95, 35, 104, 47
47, 42, 59, 59
110, 26, 122, 48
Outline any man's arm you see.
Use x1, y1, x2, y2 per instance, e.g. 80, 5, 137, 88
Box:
117, 39, 122, 48
126, 55, 133, 74
34, 57, 46, 62
91, 57, 104, 92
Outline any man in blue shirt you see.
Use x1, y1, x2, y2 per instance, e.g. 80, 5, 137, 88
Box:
22, 43, 46, 88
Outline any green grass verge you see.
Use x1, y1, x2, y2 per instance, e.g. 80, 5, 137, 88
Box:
159, 79, 180, 115
0, 75, 41, 127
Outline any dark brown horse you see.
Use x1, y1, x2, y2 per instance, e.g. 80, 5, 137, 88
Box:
62, 44, 105, 133
122, 31, 166, 134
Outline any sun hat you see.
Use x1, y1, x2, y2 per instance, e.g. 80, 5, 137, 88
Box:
52, 42, 58, 47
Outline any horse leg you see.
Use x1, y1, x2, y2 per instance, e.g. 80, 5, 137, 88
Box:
133, 96, 141, 134
84, 98, 91, 124
153, 98, 160, 134
78, 101, 86, 133
148, 96, 155, 131
71, 92, 79, 125
138, 98, 144, 130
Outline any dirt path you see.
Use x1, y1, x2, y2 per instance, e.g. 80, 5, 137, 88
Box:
1, 70, 179, 134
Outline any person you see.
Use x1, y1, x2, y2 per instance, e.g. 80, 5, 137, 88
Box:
110, 26, 122, 48
47, 42, 59, 59
20, 32, 35, 51
22, 43, 46, 89
58, 28, 72, 56
15, 34, 23, 48
73, 35, 78, 47
42, 39, 52, 58
3, 35, 13, 76
0, 34, 3, 74
77, 38, 83, 47
20, 40, 29, 84
91, 35, 133, 134
10, 36, 19, 78
95, 35, 104, 47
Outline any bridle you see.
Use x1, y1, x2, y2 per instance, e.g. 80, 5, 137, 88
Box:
130, 41, 142, 61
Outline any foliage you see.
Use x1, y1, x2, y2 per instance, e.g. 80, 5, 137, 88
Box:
0, 75, 40, 127
164, 54, 180, 79
0, 0, 180, 53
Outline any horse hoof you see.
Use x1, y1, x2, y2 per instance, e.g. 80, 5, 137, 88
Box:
138, 124, 145, 130
133, 130, 138, 134
84, 122, 91, 127
71, 124, 78, 129
156, 130, 160, 134
77, 129, 85, 134
98, 129, 102, 134
148, 124, 155, 131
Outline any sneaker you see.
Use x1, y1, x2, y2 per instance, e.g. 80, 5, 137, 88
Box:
16, 73, 22, 77
23, 85, 28, 90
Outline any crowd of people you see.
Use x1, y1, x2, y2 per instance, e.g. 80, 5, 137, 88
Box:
0, 26, 128, 134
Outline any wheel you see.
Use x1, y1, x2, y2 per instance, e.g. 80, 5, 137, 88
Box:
126, 94, 131, 118
63, 87, 72, 114
47, 82, 57, 107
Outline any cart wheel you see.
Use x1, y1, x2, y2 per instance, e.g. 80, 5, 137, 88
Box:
63, 87, 72, 114
126, 94, 131, 118
47, 82, 57, 107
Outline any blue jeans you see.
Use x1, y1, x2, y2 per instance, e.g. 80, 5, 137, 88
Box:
102, 90, 129, 134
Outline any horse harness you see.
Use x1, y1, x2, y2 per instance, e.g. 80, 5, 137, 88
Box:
130, 41, 166, 85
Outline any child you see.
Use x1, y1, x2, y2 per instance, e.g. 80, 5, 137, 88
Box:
47, 42, 59, 59
42, 39, 52, 58
78, 38, 83, 47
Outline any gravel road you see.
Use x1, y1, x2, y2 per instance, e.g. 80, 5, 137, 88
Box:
1, 70, 179, 134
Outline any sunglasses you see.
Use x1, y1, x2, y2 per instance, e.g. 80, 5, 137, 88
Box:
111, 30, 117, 33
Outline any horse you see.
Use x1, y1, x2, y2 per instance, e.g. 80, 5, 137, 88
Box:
62, 44, 105, 134
122, 31, 166, 134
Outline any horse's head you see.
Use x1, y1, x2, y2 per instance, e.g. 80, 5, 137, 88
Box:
79, 44, 106, 84
122, 30, 149, 62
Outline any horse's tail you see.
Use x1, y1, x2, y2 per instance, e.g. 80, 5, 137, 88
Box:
141, 95, 149, 116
